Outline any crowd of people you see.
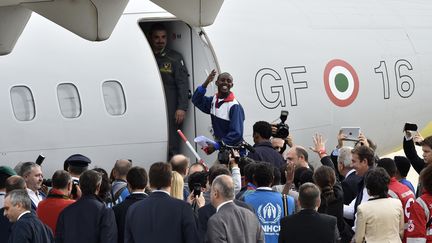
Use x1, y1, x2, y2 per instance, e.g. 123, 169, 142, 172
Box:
1, 122, 432, 243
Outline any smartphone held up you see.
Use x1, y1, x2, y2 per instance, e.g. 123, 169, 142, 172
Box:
340, 127, 361, 141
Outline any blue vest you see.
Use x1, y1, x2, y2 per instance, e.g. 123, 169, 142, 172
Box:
244, 189, 294, 243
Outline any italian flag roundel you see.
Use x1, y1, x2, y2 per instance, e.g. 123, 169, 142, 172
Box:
323, 59, 359, 107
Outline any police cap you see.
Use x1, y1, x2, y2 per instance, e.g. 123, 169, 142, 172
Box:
64, 154, 91, 168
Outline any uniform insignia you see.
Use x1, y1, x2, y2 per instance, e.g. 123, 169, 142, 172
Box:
407, 220, 415, 232
160, 62, 172, 73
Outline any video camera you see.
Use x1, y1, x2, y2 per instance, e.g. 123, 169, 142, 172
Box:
42, 179, 52, 187
217, 141, 255, 165
272, 110, 290, 139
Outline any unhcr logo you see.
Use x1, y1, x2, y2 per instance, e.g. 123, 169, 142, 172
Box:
257, 203, 282, 224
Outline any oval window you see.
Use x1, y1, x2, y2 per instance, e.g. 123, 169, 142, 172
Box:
102, 81, 126, 116
57, 83, 82, 118
10, 86, 36, 121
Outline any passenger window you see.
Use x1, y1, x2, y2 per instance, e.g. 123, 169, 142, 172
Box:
57, 83, 82, 118
102, 81, 126, 116
10, 86, 36, 121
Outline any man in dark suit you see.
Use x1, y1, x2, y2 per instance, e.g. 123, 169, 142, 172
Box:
336, 146, 362, 205
1, 176, 28, 242
3, 189, 53, 243
205, 175, 264, 243
279, 182, 339, 243
124, 162, 199, 243
403, 133, 432, 197
55, 170, 117, 243
0, 166, 18, 240
113, 166, 148, 243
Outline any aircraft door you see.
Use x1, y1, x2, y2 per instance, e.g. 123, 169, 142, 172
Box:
166, 22, 219, 163
140, 20, 218, 163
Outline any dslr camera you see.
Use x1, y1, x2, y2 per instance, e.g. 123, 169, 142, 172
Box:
272, 110, 290, 139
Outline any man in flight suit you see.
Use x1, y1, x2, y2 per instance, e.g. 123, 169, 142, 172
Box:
150, 23, 190, 159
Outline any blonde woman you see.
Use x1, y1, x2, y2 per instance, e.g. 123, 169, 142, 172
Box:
170, 171, 184, 200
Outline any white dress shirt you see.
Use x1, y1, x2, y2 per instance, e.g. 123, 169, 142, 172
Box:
26, 188, 43, 208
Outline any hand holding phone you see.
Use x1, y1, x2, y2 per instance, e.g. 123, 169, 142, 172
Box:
340, 127, 361, 141
404, 123, 418, 132
35, 154, 45, 166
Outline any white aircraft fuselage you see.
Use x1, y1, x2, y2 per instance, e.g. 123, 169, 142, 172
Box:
1, 0, 432, 175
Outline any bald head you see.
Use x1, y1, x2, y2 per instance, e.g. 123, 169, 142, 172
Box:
212, 175, 234, 200
6, 175, 26, 193
113, 159, 132, 180
169, 154, 190, 176
287, 145, 309, 168
188, 163, 205, 176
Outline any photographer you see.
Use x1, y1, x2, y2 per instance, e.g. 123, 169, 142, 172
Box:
270, 110, 292, 155
247, 121, 285, 169
187, 171, 207, 215
271, 135, 293, 155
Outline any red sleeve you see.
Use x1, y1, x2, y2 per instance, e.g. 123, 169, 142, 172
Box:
406, 201, 427, 241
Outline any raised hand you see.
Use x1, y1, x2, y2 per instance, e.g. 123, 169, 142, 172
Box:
203, 69, 217, 88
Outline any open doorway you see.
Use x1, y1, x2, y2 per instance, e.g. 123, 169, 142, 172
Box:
139, 20, 218, 162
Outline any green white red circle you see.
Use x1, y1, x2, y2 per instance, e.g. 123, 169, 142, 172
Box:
324, 59, 359, 107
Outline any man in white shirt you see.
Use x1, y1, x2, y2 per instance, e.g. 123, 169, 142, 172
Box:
342, 146, 375, 231
337, 147, 362, 206
18, 162, 45, 209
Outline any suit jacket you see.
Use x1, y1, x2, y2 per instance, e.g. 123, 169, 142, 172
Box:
198, 199, 254, 242
403, 137, 426, 197
354, 198, 404, 243
0, 208, 12, 241
113, 193, 147, 243
55, 194, 117, 243
30, 190, 47, 211
205, 202, 264, 243
8, 212, 53, 243
341, 170, 362, 205
403, 137, 426, 174
124, 191, 199, 243
279, 209, 338, 243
